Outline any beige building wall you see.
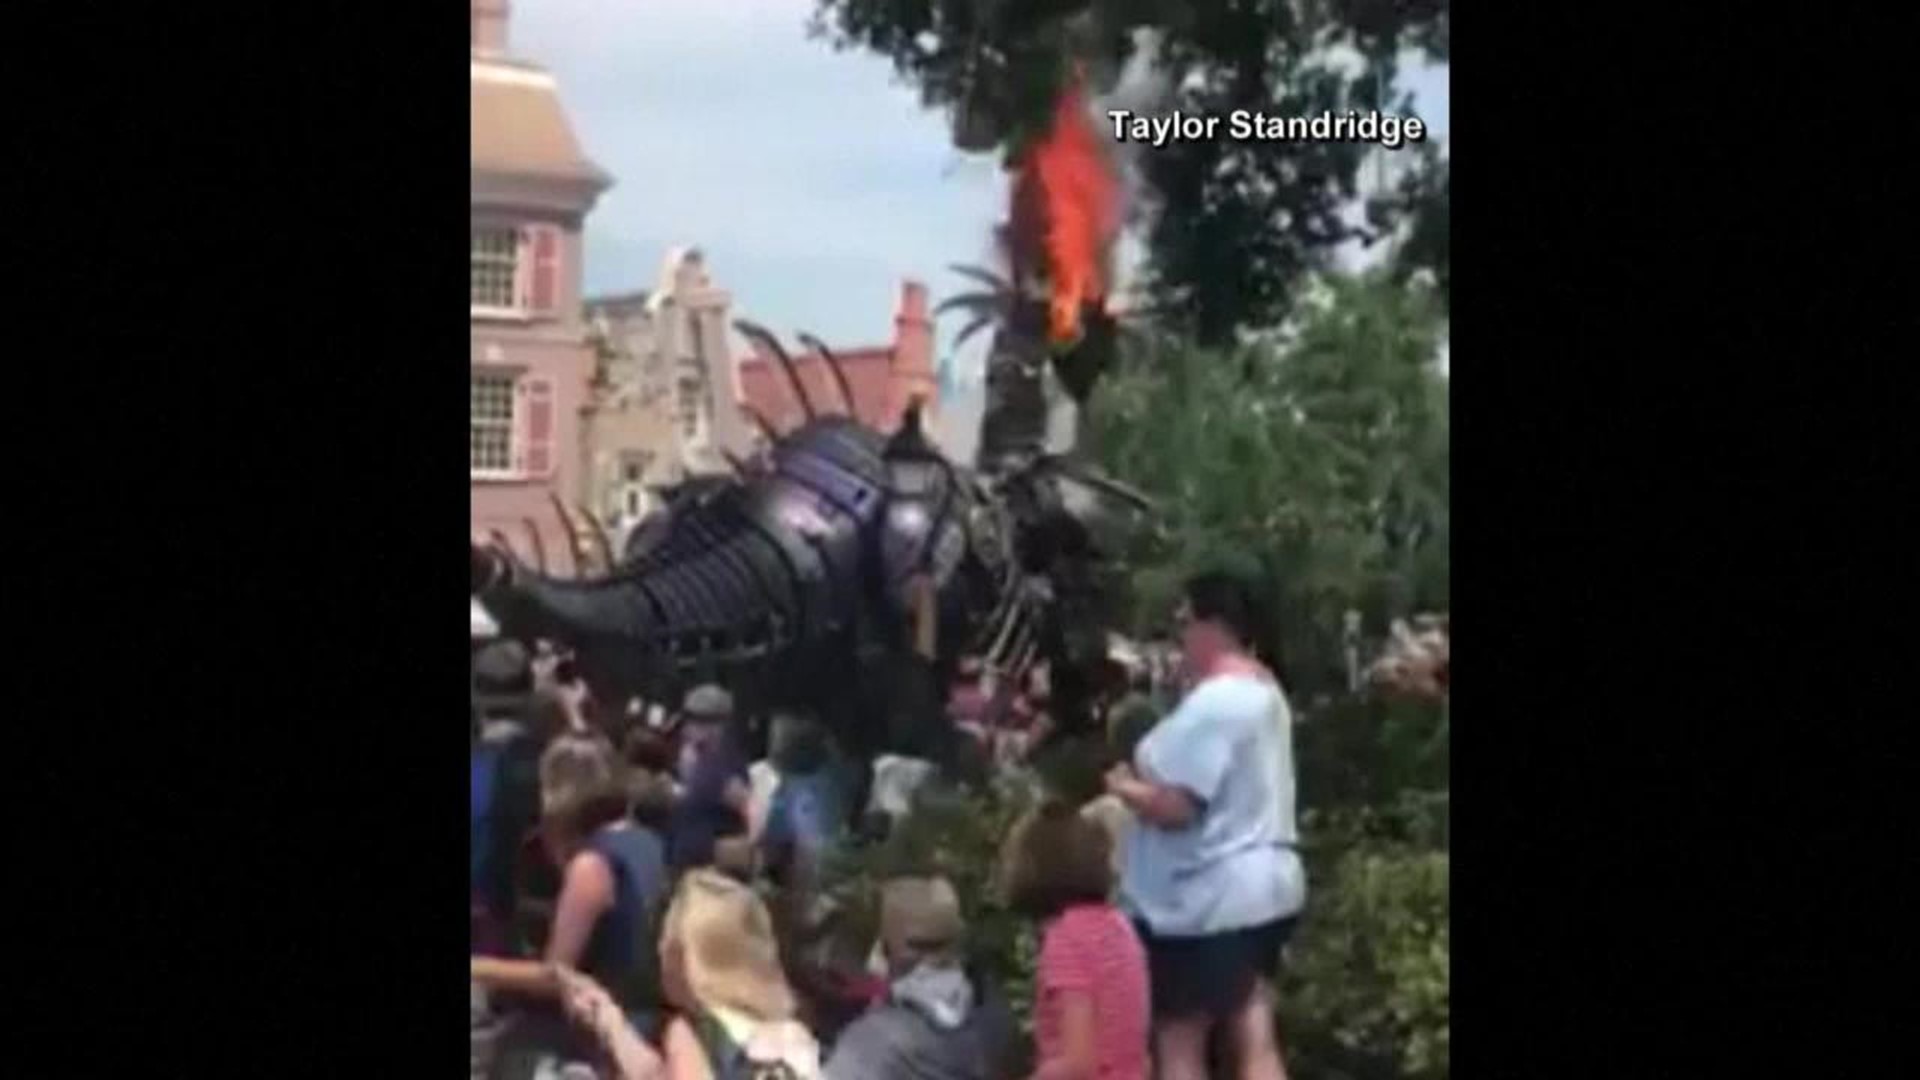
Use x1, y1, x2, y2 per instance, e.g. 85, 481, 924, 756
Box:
581, 249, 739, 547
470, 0, 611, 574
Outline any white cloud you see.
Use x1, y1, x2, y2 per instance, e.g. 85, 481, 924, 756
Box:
515, 0, 1007, 364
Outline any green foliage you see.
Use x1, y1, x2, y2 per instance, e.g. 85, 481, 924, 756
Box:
1383, 148, 1449, 311
1092, 269, 1447, 1077
1281, 811, 1450, 1080
824, 267, 1448, 1078
808, 1, 1449, 343
1089, 270, 1448, 699
816, 774, 1045, 1072
1298, 696, 1449, 815
818, 774, 1043, 1005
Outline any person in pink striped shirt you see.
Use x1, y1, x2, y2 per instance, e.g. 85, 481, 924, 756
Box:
1003, 801, 1151, 1080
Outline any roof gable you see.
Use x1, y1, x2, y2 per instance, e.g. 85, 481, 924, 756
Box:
471, 60, 608, 185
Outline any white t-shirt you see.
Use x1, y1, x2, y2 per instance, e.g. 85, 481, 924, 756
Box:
1120, 673, 1306, 936
867, 755, 937, 820
747, 759, 781, 839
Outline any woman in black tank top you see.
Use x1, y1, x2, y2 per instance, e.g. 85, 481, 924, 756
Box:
539, 737, 667, 1032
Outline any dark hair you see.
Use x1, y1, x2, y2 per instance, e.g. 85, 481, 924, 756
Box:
628, 772, 675, 831
1084, 658, 1128, 705
1002, 800, 1113, 920
623, 729, 677, 775
1184, 570, 1257, 644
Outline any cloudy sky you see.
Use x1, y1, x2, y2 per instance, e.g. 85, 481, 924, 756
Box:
513, 0, 1448, 440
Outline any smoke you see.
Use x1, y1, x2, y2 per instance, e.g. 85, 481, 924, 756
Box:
1101, 28, 1172, 115
1083, 28, 1167, 299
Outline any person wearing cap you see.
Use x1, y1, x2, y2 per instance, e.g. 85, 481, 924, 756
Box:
824, 876, 1018, 1080
757, 710, 849, 893
665, 684, 753, 873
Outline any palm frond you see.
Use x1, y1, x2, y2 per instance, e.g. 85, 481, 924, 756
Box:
933, 291, 1008, 316
947, 263, 1012, 293
952, 316, 997, 350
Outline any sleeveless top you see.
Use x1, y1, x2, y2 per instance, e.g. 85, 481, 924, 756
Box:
693, 1006, 821, 1080
579, 824, 668, 1014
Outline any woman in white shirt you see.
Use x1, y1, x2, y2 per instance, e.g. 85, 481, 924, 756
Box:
1105, 571, 1302, 1080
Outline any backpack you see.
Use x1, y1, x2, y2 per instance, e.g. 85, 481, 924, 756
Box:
470, 746, 502, 892
692, 1010, 822, 1080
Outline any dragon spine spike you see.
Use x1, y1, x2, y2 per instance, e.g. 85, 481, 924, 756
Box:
549, 492, 593, 573
521, 517, 547, 572
797, 332, 858, 416
578, 503, 617, 573
735, 319, 816, 422
740, 404, 782, 444
471, 309, 1154, 770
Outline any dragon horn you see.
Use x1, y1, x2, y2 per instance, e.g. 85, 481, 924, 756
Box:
549, 493, 593, 573
739, 404, 781, 445
797, 332, 857, 416
522, 518, 548, 573
735, 319, 815, 422
577, 502, 617, 574
485, 528, 515, 571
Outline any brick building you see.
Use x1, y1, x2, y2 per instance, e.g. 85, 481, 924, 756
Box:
736, 280, 937, 440
469, 0, 610, 573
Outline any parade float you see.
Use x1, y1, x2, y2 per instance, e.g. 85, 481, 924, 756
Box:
470, 79, 1140, 785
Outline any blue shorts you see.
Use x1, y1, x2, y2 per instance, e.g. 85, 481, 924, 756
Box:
1133, 916, 1298, 1020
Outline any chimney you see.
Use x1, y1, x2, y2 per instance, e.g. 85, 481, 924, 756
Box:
472, 0, 509, 57
889, 279, 937, 422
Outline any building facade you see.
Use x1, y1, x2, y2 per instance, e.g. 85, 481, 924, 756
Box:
470, 0, 611, 573
582, 272, 940, 551
581, 248, 741, 545
736, 280, 937, 438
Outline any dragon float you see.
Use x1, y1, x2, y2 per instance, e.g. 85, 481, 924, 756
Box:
471, 84, 1135, 782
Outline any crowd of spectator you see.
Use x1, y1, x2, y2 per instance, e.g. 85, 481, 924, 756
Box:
469, 570, 1303, 1080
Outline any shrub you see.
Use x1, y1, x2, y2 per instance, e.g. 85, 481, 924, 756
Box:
1279, 802, 1450, 1080
818, 773, 1043, 1069
821, 744, 1451, 1080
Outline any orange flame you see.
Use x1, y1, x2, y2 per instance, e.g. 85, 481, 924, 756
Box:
1018, 82, 1120, 346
